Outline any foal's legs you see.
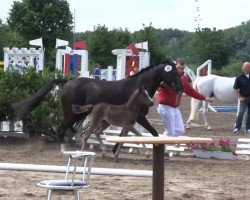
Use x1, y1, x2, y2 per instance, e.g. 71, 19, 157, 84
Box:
129, 127, 150, 157
112, 126, 151, 158
94, 123, 110, 158
112, 115, 158, 155
112, 128, 128, 154
81, 120, 108, 153
114, 128, 129, 162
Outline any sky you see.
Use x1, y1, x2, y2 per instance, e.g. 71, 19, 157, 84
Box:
0, 0, 250, 33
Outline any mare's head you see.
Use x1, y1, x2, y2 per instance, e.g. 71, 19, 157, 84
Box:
134, 85, 154, 107
160, 59, 183, 93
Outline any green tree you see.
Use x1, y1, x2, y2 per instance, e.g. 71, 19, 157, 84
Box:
0, 19, 10, 60
213, 58, 242, 77
110, 28, 131, 49
7, 0, 73, 69
187, 28, 234, 70
74, 31, 92, 43
132, 24, 166, 65
180, 32, 196, 63
155, 28, 193, 60
226, 20, 250, 62
87, 25, 117, 69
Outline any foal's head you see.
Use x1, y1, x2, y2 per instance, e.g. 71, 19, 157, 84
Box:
132, 86, 154, 107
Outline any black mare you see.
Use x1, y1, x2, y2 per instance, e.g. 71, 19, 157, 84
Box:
12, 59, 183, 152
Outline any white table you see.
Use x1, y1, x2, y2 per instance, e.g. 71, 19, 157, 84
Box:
106, 136, 212, 200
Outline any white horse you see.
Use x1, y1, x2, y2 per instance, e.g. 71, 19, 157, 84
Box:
186, 75, 237, 130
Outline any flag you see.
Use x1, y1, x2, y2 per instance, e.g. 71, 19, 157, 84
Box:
73, 41, 87, 49
66, 46, 72, 51
135, 41, 148, 51
56, 38, 69, 48
29, 38, 43, 47
126, 43, 139, 55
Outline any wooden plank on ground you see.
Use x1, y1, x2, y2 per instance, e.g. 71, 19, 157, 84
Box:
236, 150, 250, 155
236, 138, 250, 156
238, 138, 250, 143
0, 131, 29, 139
237, 144, 250, 148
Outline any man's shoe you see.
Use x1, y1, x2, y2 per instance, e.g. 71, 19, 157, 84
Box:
233, 128, 239, 134
245, 129, 250, 134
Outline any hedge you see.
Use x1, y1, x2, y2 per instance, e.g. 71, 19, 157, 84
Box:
0, 66, 66, 137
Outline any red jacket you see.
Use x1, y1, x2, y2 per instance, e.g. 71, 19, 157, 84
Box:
157, 75, 206, 107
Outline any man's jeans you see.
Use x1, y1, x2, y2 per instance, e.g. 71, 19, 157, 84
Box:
235, 100, 250, 130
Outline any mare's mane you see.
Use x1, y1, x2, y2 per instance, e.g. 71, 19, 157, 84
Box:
127, 59, 170, 78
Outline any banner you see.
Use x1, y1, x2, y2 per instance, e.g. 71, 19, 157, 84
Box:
29, 38, 43, 47
126, 43, 139, 55
135, 41, 148, 51
73, 41, 87, 49
56, 38, 69, 48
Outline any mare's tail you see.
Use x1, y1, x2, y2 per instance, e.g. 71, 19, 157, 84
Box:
12, 78, 67, 119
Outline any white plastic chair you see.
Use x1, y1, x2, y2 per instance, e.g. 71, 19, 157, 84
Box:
37, 151, 96, 200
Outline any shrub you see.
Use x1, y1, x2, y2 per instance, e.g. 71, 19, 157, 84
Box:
0, 66, 66, 137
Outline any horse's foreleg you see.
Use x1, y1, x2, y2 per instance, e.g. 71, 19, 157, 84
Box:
94, 123, 109, 158
137, 116, 158, 136
130, 127, 150, 158
81, 127, 94, 151
112, 128, 127, 154
186, 98, 201, 129
95, 132, 106, 158
58, 118, 80, 152
114, 129, 128, 162
57, 103, 76, 152
57, 123, 68, 153
202, 101, 212, 130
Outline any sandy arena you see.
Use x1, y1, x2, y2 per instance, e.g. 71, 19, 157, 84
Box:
0, 96, 250, 200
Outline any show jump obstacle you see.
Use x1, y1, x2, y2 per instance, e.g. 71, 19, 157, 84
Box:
55, 49, 88, 77
3, 47, 44, 72
4, 37, 45, 72
112, 41, 150, 80
55, 38, 89, 77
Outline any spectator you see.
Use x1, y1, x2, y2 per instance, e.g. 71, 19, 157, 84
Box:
233, 62, 250, 134
93, 63, 101, 79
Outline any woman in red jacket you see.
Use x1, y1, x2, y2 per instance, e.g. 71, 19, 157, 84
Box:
157, 58, 212, 137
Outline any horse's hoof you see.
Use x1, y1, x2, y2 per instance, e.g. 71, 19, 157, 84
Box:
112, 148, 116, 155
114, 155, 118, 162
186, 124, 190, 129
207, 127, 212, 130
101, 153, 105, 158
60, 143, 66, 153
128, 148, 133, 154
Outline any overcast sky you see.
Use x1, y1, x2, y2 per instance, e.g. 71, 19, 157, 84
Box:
1, 0, 250, 33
